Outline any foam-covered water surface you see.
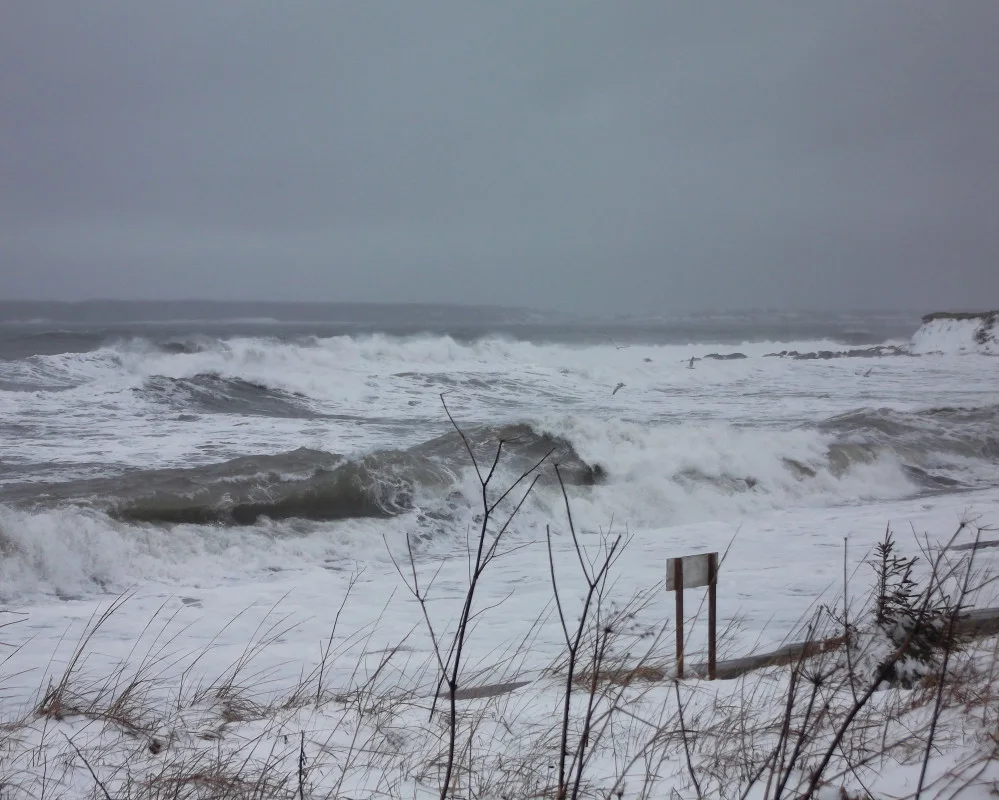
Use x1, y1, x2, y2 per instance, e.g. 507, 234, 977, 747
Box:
1, 309, 998, 600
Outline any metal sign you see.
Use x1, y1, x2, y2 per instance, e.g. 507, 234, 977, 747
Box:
665, 552, 715, 590
666, 551, 719, 680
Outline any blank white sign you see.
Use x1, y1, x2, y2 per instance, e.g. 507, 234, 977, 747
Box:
665, 552, 717, 591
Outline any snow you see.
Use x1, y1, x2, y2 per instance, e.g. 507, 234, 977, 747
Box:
2, 487, 998, 798
911, 313, 998, 355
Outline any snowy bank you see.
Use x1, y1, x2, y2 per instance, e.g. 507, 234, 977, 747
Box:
2, 489, 999, 799
911, 310, 998, 355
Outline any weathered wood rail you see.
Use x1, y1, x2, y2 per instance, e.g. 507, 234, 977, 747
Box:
448, 606, 999, 699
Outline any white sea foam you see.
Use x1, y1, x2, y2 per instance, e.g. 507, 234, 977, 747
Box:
2, 331, 998, 601
0, 416, 948, 601
532, 416, 918, 530
0, 504, 406, 601
0, 415, 924, 601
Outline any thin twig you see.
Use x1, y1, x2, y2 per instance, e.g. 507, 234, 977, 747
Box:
674, 679, 703, 799
299, 731, 307, 800
63, 734, 113, 800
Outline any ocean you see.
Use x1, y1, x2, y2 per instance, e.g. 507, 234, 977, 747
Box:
0, 303, 996, 601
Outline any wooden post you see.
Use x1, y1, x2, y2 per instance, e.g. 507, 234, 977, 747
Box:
707, 551, 718, 681
666, 551, 718, 681
674, 557, 684, 679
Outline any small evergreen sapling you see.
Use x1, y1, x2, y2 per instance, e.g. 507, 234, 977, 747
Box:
844, 527, 954, 689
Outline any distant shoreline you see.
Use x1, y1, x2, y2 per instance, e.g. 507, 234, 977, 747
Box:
921, 310, 998, 323
0, 300, 928, 326
0, 299, 550, 326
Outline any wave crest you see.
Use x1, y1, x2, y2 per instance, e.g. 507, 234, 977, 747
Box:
5, 424, 601, 526
138, 373, 320, 418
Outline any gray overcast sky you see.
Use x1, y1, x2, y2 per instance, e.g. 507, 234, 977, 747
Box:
1, 2, 997, 313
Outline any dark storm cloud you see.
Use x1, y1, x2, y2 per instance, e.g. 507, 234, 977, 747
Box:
2, 2, 997, 312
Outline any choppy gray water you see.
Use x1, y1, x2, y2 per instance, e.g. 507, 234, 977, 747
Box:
1, 302, 997, 600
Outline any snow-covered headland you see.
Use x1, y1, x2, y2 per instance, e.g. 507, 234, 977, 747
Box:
911, 310, 998, 355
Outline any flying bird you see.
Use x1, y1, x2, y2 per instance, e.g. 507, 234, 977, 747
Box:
612, 382, 625, 396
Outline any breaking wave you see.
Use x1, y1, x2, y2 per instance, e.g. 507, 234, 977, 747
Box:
817, 405, 999, 489
2, 424, 602, 527
6, 406, 998, 529
137, 373, 321, 419
3, 405, 998, 600
819, 405, 999, 461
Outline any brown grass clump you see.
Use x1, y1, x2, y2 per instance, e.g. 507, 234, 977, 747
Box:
572, 664, 667, 687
